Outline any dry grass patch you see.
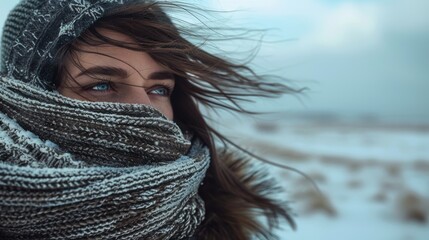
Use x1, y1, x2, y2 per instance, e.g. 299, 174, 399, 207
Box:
396, 191, 428, 224
385, 163, 402, 178
308, 172, 327, 184
347, 179, 363, 189
291, 171, 327, 188
319, 155, 370, 168
292, 188, 337, 217
319, 155, 352, 166
371, 189, 388, 203
253, 121, 279, 133
381, 180, 404, 193
347, 161, 364, 173
244, 140, 311, 162
413, 160, 429, 173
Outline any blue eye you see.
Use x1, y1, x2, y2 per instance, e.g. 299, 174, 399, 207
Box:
91, 82, 111, 91
149, 86, 170, 96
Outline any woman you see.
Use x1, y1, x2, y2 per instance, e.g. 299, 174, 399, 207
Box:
0, 0, 296, 239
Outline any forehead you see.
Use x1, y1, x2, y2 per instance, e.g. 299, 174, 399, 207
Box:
67, 29, 167, 75
76, 28, 136, 52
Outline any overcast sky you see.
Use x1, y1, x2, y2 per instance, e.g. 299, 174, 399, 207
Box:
1, 0, 428, 123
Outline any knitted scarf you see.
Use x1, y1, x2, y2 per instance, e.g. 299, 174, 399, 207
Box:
0, 76, 210, 239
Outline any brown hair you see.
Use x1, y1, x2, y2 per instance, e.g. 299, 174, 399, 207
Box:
55, 2, 297, 239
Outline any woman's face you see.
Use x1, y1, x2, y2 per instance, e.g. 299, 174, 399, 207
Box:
57, 29, 175, 120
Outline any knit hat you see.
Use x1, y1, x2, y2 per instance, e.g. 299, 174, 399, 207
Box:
0, 0, 146, 90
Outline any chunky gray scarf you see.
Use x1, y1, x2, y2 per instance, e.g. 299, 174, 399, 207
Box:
0, 76, 210, 239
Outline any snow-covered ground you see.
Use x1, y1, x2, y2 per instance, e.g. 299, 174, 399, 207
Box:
220, 116, 429, 240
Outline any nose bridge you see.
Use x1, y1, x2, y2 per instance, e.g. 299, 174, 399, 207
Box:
124, 83, 151, 105
116, 66, 149, 104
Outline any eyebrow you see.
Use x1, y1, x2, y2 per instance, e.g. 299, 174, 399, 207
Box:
75, 66, 174, 81
76, 66, 128, 79
147, 71, 175, 81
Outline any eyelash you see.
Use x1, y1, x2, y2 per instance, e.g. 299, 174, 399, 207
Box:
82, 81, 112, 92
148, 86, 171, 96
83, 81, 173, 96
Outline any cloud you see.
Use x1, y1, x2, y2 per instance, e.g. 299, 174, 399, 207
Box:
302, 2, 381, 53
208, 0, 286, 14
208, 0, 381, 54
208, 0, 327, 17
207, 0, 429, 119
209, 0, 429, 55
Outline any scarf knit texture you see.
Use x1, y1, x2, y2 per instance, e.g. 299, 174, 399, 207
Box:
0, 76, 210, 239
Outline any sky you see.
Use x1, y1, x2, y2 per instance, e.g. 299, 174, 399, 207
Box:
1, 0, 428, 123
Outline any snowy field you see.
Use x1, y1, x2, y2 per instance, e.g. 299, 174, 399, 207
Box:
220, 116, 429, 240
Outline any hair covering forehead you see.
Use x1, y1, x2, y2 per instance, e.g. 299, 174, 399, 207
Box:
0, 0, 146, 90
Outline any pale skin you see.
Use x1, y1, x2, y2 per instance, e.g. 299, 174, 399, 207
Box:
57, 29, 175, 120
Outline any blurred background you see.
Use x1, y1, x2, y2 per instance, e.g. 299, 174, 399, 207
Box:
203, 0, 429, 123
1, 0, 428, 239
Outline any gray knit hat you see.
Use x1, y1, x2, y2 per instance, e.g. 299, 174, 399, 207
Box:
0, 0, 143, 89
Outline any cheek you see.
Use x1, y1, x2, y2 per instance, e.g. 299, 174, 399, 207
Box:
57, 85, 85, 101
152, 100, 174, 120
